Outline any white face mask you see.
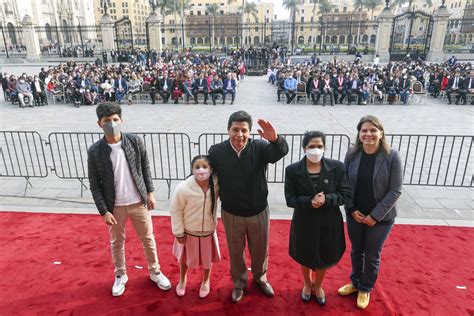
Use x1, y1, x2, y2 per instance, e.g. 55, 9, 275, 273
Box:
194, 168, 211, 181
306, 148, 324, 163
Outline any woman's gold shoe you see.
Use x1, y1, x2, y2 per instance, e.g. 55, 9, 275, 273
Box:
337, 283, 358, 296
357, 291, 370, 309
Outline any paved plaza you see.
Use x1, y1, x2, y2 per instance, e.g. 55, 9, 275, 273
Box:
0, 69, 473, 226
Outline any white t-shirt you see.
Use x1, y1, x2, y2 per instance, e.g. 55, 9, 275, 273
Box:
108, 141, 142, 206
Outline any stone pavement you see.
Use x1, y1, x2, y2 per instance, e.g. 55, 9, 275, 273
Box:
0, 73, 472, 227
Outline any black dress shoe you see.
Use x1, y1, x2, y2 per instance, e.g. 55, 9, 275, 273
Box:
256, 282, 274, 297
315, 287, 326, 305
231, 288, 244, 303
301, 290, 311, 302
315, 295, 326, 305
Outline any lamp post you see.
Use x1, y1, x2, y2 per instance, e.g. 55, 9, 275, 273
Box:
208, 19, 212, 53
0, 24, 9, 58
319, 16, 323, 54
263, 14, 268, 46
348, 12, 353, 51
180, 0, 185, 51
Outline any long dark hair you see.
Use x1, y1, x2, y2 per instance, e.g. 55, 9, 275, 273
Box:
190, 155, 216, 216
350, 115, 390, 157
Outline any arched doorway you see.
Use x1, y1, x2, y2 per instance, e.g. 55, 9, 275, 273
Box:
62, 20, 72, 43
45, 23, 53, 42
7, 23, 17, 45
339, 35, 346, 45
362, 34, 369, 45
370, 34, 376, 45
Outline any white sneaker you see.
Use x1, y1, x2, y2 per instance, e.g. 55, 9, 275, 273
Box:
150, 272, 172, 290
112, 274, 128, 297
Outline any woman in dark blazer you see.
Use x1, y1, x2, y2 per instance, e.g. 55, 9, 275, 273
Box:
285, 131, 352, 305
338, 115, 402, 309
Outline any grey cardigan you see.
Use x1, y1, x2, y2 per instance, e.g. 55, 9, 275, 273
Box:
344, 148, 403, 222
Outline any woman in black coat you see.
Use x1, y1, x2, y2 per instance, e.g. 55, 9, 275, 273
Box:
285, 131, 352, 305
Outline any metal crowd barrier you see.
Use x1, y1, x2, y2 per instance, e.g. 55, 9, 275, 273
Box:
387, 135, 473, 187
47, 132, 192, 197
1, 132, 473, 199
0, 131, 48, 195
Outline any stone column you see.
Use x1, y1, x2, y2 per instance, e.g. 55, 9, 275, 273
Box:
100, 14, 115, 52
21, 15, 41, 61
375, 7, 394, 62
147, 11, 163, 52
426, 6, 451, 63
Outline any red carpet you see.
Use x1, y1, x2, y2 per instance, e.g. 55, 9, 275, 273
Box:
0, 212, 472, 315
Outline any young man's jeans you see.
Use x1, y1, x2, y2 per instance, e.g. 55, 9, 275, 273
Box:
108, 202, 161, 276
347, 215, 394, 293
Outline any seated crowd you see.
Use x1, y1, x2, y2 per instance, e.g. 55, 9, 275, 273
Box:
1, 52, 244, 108
268, 56, 473, 106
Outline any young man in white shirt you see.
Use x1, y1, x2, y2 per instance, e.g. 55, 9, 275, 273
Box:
87, 103, 171, 297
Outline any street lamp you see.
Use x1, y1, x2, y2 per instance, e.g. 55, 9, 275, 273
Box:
0, 24, 9, 58
319, 16, 323, 54
263, 14, 268, 46
348, 12, 353, 51
101, 0, 111, 16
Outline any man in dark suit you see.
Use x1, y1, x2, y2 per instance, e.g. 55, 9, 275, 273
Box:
309, 74, 322, 105
31, 75, 47, 106
158, 72, 173, 103
446, 71, 466, 105
333, 72, 347, 104
346, 74, 361, 105
321, 73, 334, 106
223, 72, 237, 105
276, 72, 286, 102
192, 73, 208, 104
114, 74, 128, 104
466, 72, 474, 105
398, 74, 410, 105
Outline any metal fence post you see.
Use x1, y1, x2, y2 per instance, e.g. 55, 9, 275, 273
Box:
0, 24, 9, 58
78, 24, 85, 57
